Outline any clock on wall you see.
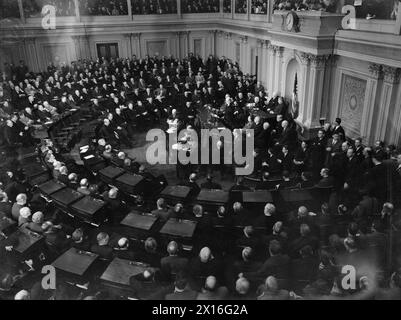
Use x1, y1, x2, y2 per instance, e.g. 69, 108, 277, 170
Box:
285, 11, 299, 32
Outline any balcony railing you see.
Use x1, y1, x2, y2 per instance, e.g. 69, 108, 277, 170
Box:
1, 0, 399, 35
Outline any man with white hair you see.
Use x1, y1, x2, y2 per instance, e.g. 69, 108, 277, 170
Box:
24, 211, 44, 233
18, 207, 31, 227
257, 276, 290, 300
252, 203, 278, 232
151, 198, 170, 222
58, 166, 69, 185
11, 193, 27, 221
189, 247, 222, 283
77, 178, 91, 196
196, 276, 229, 300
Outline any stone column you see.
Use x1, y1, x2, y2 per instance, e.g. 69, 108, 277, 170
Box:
74, 0, 80, 22
209, 30, 217, 56
18, 0, 25, 22
127, 0, 132, 19
297, 52, 311, 126
240, 36, 249, 73
266, 43, 276, 95
177, 0, 182, 17
305, 54, 329, 128
72, 35, 81, 60
274, 46, 284, 95
23, 37, 40, 72
175, 32, 181, 59
361, 63, 383, 144
123, 33, 132, 58
256, 39, 264, 84
378, 66, 401, 141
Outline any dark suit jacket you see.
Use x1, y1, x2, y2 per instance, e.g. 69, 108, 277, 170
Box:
160, 255, 189, 279
244, 254, 291, 280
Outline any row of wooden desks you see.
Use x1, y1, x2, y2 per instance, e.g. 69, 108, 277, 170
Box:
38, 180, 108, 225
120, 213, 198, 241
52, 247, 149, 292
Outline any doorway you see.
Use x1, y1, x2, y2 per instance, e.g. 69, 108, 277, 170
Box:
96, 43, 119, 60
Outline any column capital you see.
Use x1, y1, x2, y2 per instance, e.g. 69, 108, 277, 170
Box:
225, 32, 232, 40
300, 53, 330, 68
382, 66, 401, 84
132, 33, 141, 40
240, 36, 248, 44
368, 63, 383, 80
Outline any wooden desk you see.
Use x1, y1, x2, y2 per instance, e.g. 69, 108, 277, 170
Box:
38, 180, 67, 196
160, 186, 192, 204
159, 219, 198, 238
196, 190, 229, 206
71, 196, 106, 223
120, 213, 158, 231
243, 191, 274, 204
8, 228, 44, 256
51, 188, 84, 209
100, 258, 148, 286
99, 166, 126, 184
115, 173, 144, 194
52, 248, 98, 276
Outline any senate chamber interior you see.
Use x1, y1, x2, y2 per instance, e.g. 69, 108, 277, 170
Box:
0, 0, 401, 301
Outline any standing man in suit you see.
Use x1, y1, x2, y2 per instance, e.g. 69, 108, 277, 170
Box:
332, 118, 346, 141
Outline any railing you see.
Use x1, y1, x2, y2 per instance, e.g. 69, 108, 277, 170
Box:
1, 0, 400, 35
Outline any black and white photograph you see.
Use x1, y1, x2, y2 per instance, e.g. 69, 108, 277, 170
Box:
0, 0, 401, 305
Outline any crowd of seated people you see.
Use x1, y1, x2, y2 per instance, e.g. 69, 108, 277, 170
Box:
22, 0, 76, 18
223, 0, 232, 13
1, 52, 401, 300
235, 0, 248, 13
0, 0, 21, 19
79, 0, 128, 16
251, 0, 268, 14
273, 0, 339, 13
131, 0, 177, 15
182, 0, 220, 13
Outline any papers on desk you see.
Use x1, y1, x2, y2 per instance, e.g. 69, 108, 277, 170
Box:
84, 155, 95, 160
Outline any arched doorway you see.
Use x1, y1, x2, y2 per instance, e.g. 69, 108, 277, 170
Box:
285, 58, 301, 100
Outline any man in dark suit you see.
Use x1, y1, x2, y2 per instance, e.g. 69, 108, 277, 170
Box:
196, 276, 229, 300
90, 232, 113, 260
181, 173, 201, 197
130, 270, 173, 300
165, 277, 198, 300
278, 145, 293, 173
277, 121, 297, 150
310, 130, 327, 180
332, 118, 346, 141
160, 241, 189, 281
315, 168, 334, 188
151, 198, 170, 222
242, 240, 290, 281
